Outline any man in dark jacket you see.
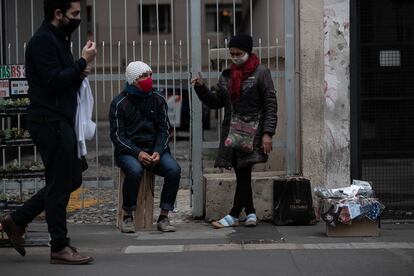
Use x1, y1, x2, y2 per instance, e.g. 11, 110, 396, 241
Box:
0, 0, 96, 264
109, 61, 181, 234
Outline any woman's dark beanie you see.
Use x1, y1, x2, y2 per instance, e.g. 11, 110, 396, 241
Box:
228, 33, 253, 54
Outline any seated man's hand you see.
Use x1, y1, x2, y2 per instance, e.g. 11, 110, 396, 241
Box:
138, 151, 153, 166
150, 152, 160, 166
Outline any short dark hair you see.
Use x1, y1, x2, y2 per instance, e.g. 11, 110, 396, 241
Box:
43, 0, 80, 21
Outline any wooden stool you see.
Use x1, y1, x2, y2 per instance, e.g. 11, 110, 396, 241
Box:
116, 169, 155, 230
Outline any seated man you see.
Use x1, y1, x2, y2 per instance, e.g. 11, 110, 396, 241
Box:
109, 61, 181, 233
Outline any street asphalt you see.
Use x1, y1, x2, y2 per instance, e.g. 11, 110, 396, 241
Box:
1, 221, 414, 275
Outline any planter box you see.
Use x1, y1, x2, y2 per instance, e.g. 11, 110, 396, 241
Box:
4, 138, 32, 144
0, 169, 45, 179
326, 218, 379, 237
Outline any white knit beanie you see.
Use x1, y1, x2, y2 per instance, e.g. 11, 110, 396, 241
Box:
125, 61, 152, 84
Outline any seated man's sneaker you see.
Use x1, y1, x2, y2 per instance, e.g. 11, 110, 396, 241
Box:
50, 246, 93, 265
157, 217, 176, 232
120, 217, 135, 233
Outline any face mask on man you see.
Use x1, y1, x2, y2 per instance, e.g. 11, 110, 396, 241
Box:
137, 77, 153, 93
231, 52, 249, 66
60, 16, 81, 35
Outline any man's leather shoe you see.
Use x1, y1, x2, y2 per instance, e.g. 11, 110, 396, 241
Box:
0, 215, 26, 256
50, 246, 94, 265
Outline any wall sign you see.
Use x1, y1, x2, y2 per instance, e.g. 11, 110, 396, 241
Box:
0, 65, 27, 97
0, 80, 10, 97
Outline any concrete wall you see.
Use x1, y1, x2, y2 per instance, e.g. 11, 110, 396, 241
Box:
299, 0, 326, 188
299, 0, 350, 189
323, 0, 350, 188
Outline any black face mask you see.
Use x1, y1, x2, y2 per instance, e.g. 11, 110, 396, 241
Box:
60, 17, 81, 35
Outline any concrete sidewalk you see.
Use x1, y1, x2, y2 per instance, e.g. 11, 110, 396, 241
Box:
1, 221, 414, 275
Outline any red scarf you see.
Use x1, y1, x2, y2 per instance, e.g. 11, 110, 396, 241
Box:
228, 53, 260, 102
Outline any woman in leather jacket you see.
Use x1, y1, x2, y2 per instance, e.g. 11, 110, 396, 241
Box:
192, 33, 277, 228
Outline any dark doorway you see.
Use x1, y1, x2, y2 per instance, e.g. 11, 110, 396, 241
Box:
351, 0, 414, 219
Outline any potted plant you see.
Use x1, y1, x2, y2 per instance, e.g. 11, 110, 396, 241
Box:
0, 98, 6, 113
3, 128, 12, 142
4, 128, 31, 144
4, 98, 16, 111
28, 161, 44, 172
0, 193, 7, 210
14, 98, 30, 111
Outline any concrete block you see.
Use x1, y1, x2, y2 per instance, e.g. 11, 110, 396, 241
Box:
204, 172, 285, 221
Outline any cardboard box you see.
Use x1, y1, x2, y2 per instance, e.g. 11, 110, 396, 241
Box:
326, 218, 379, 237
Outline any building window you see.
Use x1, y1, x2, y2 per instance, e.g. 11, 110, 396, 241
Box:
379, 50, 401, 67
139, 4, 171, 34
205, 4, 242, 35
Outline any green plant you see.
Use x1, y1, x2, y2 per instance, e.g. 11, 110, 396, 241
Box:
7, 159, 21, 172
3, 128, 30, 140
13, 98, 30, 107
23, 130, 30, 139
0, 98, 5, 109
2, 98, 30, 109
0, 193, 7, 200
28, 161, 44, 171
4, 98, 15, 108
14, 128, 23, 139
4, 128, 12, 140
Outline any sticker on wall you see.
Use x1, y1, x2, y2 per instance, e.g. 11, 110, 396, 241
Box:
9, 65, 26, 79
0, 80, 10, 97
10, 80, 29, 95
0, 65, 11, 79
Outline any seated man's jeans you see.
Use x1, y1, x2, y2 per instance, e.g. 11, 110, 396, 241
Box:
116, 152, 181, 212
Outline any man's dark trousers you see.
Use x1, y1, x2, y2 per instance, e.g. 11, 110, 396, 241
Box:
10, 118, 83, 252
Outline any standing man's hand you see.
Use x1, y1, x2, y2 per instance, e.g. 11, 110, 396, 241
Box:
190, 72, 204, 87
138, 151, 153, 166
81, 40, 97, 63
81, 64, 92, 79
261, 134, 273, 155
150, 152, 160, 166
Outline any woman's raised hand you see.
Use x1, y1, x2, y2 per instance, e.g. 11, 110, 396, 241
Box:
191, 72, 204, 87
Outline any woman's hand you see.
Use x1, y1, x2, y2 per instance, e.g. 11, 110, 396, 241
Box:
261, 134, 272, 154
191, 72, 204, 87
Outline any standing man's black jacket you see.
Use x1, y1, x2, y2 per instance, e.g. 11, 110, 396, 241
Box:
10, 17, 93, 254
25, 20, 87, 125
109, 90, 171, 158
